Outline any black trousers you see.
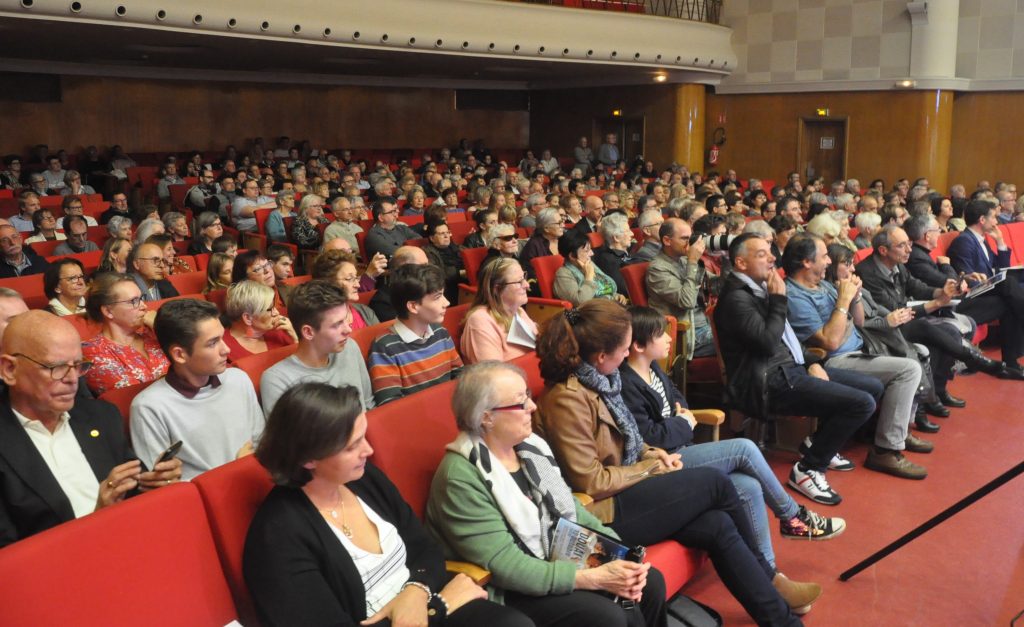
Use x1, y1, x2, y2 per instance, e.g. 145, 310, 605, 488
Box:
900, 317, 972, 393
609, 467, 800, 627
957, 278, 1024, 364
505, 569, 667, 627
441, 598, 533, 627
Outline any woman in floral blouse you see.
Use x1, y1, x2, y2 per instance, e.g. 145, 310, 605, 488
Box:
81, 272, 169, 397
291, 194, 328, 249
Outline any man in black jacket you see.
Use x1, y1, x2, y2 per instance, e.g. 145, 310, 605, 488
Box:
0, 311, 181, 547
0, 224, 49, 279
715, 234, 881, 506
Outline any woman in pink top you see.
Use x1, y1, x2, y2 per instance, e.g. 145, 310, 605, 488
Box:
311, 249, 380, 331
81, 273, 169, 397
461, 257, 538, 364
223, 280, 297, 362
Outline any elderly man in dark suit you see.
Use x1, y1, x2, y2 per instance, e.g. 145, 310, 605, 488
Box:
0, 311, 181, 547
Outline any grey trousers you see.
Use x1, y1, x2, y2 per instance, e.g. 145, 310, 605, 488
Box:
826, 352, 923, 450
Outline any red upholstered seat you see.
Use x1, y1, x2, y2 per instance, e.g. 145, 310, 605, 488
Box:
235, 344, 298, 398
530, 254, 565, 300
460, 246, 490, 285
352, 320, 393, 362
27, 238, 64, 257
621, 261, 650, 306
0, 483, 237, 627
166, 270, 206, 295
98, 379, 156, 436
440, 303, 471, 349
0, 274, 47, 309
853, 247, 873, 263
193, 455, 275, 627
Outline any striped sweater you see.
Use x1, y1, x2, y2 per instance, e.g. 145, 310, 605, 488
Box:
368, 323, 463, 405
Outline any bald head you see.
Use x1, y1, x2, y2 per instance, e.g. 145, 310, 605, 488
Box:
583, 195, 605, 222
322, 237, 352, 253
0, 295, 29, 351
133, 242, 167, 281
1, 311, 83, 422
392, 245, 428, 268
4, 310, 77, 357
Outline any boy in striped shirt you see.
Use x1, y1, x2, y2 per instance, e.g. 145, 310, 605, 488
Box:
368, 263, 462, 405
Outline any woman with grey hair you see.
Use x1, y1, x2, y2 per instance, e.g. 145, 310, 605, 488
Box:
426, 361, 670, 626
133, 217, 165, 245
222, 279, 296, 362
106, 215, 133, 241
188, 211, 224, 255
291, 193, 328, 249
853, 211, 881, 249
266, 191, 296, 243
593, 212, 635, 296
481, 222, 526, 278
519, 207, 563, 284
742, 218, 776, 242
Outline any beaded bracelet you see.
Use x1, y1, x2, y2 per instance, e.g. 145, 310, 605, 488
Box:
401, 581, 432, 599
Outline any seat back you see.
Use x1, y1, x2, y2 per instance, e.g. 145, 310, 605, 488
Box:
460, 246, 490, 285
98, 379, 156, 435
352, 320, 393, 362
530, 254, 565, 300
279, 274, 312, 289
853, 247, 873, 264
932, 231, 959, 259
364, 379, 460, 518
28, 239, 65, 257
192, 455, 275, 627
166, 271, 207, 296
440, 303, 471, 349
146, 293, 205, 311
587, 232, 605, 249
0, 274, 47, 309
0, 483, 237, 627
234, 344, 298, 399
620, 261, 649, 306
206, 288, 227, 312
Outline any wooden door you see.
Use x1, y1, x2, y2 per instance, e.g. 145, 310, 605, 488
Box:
594, 117, 644, 166
797, 118, 848, 184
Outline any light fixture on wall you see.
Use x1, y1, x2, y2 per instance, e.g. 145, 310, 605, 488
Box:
653, 74, 667, 83
893, 79, 917, 89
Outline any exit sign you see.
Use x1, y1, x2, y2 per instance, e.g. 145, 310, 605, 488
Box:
816, 108, 830, 116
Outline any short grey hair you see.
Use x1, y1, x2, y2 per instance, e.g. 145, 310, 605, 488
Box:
834, 194, 855, 209
743, 219, 775, 239
600, 212, 629, 241
637, 208, 663, 229
107, 215, 132, 237
524, 193, 545, 209
665, 197, 687, 217
806, 213, 841, 239
0, 287, 23, 300
298, 194, 324, 219
534, 208, 561, 232
854, 211, 881, 231
161, 211, 185, 231
452, 361, 527, 436
484, 223, 515, 248
872, 224, 903, 250
134, 218, 164, 244
808, 192, 829, 206
225, 280, 275, 322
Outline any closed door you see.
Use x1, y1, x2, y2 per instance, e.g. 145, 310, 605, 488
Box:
798, 119, 847, 184
594, 117, 644, 165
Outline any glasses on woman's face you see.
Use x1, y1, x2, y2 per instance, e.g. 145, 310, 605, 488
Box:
490, 393, 533, 412
60, 273, 86, 283
110, 295, 145, 309
497, 234, 517, 242
497, 276, 528, 288
250, 261, 273, 274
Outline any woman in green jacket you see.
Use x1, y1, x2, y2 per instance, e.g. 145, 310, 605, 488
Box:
426, 361, 668, 627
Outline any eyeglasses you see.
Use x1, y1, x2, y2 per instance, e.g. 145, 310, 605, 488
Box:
497, 277, 528, 288
110, 296, 145, 308
490, 394, 533, 412
497, 234, 517, 242
137, 256, 166, 266
60, 274, 86, 283
380, 209, 398, 216
206, 222, 223, 229
249, 261, 273, 274
11, 353, 92, 380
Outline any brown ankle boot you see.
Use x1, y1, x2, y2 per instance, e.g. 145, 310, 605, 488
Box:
772, 572, 822, 615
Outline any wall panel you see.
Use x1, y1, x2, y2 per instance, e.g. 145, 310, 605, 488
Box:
0, 76, 529, 154
705, 91, 952, 188
948, 92, 1024, 189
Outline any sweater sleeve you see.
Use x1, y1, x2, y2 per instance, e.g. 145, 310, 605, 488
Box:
619, 366, 694, 451
460, 309, 505, 365
552, 266, 597, 306
427, 455, 578, 597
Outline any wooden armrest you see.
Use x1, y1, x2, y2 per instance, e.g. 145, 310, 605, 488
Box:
807, 347, 827, 360
676, 319, 691, 332
691, 409, 725, 426
573, 492, 594, 507
445, 560, 492, 585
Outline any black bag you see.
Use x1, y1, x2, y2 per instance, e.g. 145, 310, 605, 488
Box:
666, 594, 722, 627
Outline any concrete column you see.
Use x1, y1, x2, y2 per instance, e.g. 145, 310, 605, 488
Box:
915, 89, 954, 192
908, 0, 959, 78
672, 84, 705, 172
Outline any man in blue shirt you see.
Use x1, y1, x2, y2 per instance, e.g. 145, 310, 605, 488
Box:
783, 233, 931, 480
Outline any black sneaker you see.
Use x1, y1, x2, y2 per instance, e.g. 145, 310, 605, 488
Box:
780, 505, 846, 540
799, 437, 855, 472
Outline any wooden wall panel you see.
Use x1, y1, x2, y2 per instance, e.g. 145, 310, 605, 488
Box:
705, 91, 952, 189
949, 92, 1024, 189
0, 77, 529, 155
529, 84, 684, 170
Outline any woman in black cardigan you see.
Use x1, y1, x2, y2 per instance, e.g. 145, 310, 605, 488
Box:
243, 382, 530, 627
618, 307, 847, 565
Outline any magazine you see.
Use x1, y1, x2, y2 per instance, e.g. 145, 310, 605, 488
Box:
964, 270, 1007, 299
549, 517, 643, 569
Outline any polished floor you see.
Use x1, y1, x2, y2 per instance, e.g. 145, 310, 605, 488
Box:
681, 354, 1024, 626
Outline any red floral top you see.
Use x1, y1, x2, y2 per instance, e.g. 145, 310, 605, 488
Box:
82, 328, 170, 397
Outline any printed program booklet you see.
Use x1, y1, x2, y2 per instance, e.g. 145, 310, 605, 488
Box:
549, 518, 642, 569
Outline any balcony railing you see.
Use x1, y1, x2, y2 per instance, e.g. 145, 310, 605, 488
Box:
511, 0, 722, 24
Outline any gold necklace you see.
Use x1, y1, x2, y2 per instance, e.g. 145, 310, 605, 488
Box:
319, 487, 353, 538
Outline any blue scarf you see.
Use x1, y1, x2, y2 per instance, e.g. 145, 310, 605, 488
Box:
574, 362, 645, 465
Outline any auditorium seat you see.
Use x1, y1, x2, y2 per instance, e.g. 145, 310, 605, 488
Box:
853, 247, 873, 263
0, 274, 47, 309
278, 274, 312, 289
0, 483, 238, 627
621, 261, 650, 306
145, 293, 205, 311
166, 270, 206, 295
440, 303, 471, 349
460, 246, 490, 285
64, 313, 102, 340
98, 379, 156, 435
206, 288, 227, 312
352, 320, 393, 361
192, 455, 275, 627
235, 344, 298, 397
587, 232, 604, 249
530, 254, 565, 300
27, 238, 65, 257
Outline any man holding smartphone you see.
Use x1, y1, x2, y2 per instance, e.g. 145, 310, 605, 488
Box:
0, 311, 181, 547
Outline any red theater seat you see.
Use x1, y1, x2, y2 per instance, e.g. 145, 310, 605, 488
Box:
621, 261, 650, 306
0, 483, 238, 627
530, 254, 565, 300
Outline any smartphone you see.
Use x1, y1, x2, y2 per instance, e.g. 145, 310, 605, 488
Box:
154, 440, 183, 465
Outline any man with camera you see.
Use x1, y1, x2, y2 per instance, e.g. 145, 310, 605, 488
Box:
646, 218, 715, 357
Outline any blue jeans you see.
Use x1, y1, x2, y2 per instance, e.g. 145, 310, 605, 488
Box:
676, 438, 798, 569
768, 365, 882, 472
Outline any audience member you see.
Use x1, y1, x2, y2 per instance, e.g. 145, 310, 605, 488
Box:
571, 195, 604, 234
423, 220, 464, 304
460, 257, 536, 364
203, 252, 233, 294
322, 196, 362, 252
260, 280, 374, 415
188, 212, 223, 255
96, 237, 132, 275
368, 245, 429, 322
43, 258, 87, 316
552, 228, 623, 306
309, 250, 380, 331
534, 299, 815, 622
646, 218, 713, 357
244, 382, 521, 627
427, 361, 668, 625
99, 192, 131, 225
133, 217, 164, 245
292, 194, 328, 249
0, 224, 49, 278
130, 242, 178, 302
592, 212, 636, 297
130, 298, 264, 480
365, 196, 418, 259
233, 178, 276, 232
10, 192, 40, 233
632, 208, 665, 262
715, 234, 880, 505
222, 281, 297, 362
60, 195, 98, 227
368, 264, 462, 405
162, 211, 190, 243
24, 209, 64, 244
232, 250, 286, 312
52, 215, 98, 256
80, 273, 168, 396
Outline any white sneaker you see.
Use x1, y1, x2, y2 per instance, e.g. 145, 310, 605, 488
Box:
800, 437, 855, 472
788, 462, 842, 506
